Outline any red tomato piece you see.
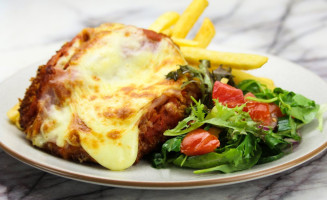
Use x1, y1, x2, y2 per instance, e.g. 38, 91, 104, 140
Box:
269, 103, 284, 118
243, 92, 256, 112
181, 129, 220, 156
244, 92, 282, 127
212, 81, 245, 108
246, 101, 272, 126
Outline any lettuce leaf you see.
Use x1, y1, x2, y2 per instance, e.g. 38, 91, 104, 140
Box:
164, 99, 261, 137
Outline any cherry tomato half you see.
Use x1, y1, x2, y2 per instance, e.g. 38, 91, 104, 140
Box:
244, 92, 283, 127
181, 129, 220, 156
212, 81, 245, 108
269, 103, 284, 118
246, 101, 272, 126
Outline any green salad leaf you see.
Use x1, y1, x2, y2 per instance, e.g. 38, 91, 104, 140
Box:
166, 60, 234, 108
317, 103, 327, 131
157, 98, 291, 173
151, 61, 326, 174
173, 133, 262, 173
164, 99, 263, 138
163, 97, 208, 136
238, 80, 320, 124
237, 79, 273, 99
274, 88, 319, 124
238, 80, 322, 140
152, 136, 183, 168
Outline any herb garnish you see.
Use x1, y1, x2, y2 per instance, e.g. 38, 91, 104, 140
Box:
166, 60, 234, 108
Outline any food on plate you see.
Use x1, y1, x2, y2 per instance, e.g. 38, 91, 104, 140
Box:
7, 103, 21, 129
193, 17, 216, 48
231, 69, 275, 90
8, 0, 312, 172
170, 37, 200, 48
180, 46, 268, 70
171, 0, 208, 38
148, 11, 180, 33
11, 23, 201, 171
152, 61, 326, 173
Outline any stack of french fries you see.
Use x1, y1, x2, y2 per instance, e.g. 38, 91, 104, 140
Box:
149, 0, 274, 90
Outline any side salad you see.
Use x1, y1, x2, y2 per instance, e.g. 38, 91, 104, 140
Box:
151, 60, 327, 174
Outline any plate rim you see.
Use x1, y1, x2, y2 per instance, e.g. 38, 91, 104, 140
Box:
1, 46, 327, 189
1, 139, 327, 189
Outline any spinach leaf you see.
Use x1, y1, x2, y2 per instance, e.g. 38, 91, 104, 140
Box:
258, 151, 284, 164
152, 153, 166, 168
237, 79, 274, 99
162, 136, 182, 152
264, 132, 289, 150
277, 116, 292, 132
152, 136, 183, 168
275, 88, 320, 124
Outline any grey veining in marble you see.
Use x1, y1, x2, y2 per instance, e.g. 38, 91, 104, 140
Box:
1, 0, 327, 199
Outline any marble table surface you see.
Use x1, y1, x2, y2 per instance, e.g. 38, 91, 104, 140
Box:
1, 0, 327, 199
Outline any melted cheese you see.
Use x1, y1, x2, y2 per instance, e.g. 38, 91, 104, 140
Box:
32, 24, 186, 170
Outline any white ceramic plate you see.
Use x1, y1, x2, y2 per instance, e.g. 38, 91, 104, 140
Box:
0, 47, 327, 189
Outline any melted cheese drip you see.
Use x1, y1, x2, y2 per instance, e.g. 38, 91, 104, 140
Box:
34, 24, 186, 170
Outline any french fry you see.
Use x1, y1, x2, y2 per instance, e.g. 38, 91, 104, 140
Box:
180, 46, 268, 70
161, 28, 173, 36
7, 102, 22, 129
172, 0, 208, 38
232, 69, 275, 90
193, 17, 215, 48
149, 12, 180, 33
171, 37, 200, 47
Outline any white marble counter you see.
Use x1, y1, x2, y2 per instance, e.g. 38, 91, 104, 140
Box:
0, 0, 327, 199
